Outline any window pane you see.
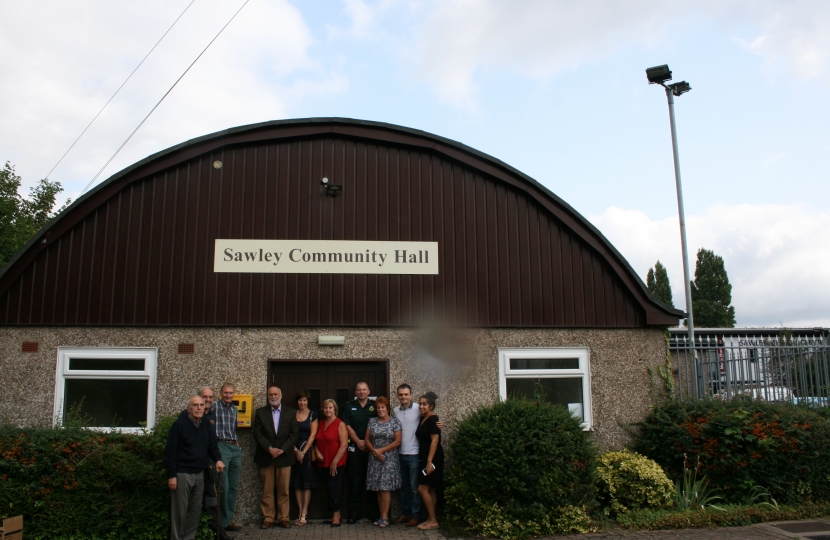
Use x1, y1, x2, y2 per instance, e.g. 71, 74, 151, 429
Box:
509, 358, 579, 370
68, 358, 145, 371
506, 377, 584, 420
64, 379, 148, 427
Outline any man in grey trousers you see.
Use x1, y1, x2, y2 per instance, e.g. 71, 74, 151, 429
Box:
165, 395, 226, 540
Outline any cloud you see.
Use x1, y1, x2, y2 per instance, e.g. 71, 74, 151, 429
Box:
411, 0, 702, 105
0, 0, 346, 195
341, 0, 377, 37
589, 204, 830, 328
735, 0, 830, 81
411, 0, 830, 105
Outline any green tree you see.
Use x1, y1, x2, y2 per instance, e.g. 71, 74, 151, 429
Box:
0, 162, 65, 268
691, 248, 736, 327
646, 260, 674, 307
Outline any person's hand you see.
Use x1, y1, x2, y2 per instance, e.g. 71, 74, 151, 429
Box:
330, 463, 338, 476
215, 461, 225, 473
426, 462, 435, 475
373, 450, 385, 462
316, 449, 324, 462
168, 478, 177, 490
436, 420, 445, 429
356, 440, 367, 451
295, 449, 304, 462
269, 447, 280, 458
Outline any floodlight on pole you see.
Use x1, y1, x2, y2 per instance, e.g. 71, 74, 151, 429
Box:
646, 64, 696, 391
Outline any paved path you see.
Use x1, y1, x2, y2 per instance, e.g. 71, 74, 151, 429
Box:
230, 520, 444, 540
227, 518, 830, 540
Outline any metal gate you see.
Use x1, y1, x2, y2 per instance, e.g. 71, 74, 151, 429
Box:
671, 334, 830, 406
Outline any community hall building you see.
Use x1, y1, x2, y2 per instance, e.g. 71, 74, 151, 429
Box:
0, 118, 682, 521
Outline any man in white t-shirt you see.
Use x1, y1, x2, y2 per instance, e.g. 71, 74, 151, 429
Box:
392, 383, 423, 526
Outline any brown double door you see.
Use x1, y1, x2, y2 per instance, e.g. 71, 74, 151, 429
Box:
266, 359, 389, 519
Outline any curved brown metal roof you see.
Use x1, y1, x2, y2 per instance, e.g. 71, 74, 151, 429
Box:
0, 118, 681, 327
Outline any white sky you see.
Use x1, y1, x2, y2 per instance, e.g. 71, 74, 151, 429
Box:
1, 0, 828, 327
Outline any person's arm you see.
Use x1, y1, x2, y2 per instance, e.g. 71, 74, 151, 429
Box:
425, 416, 441, 474
364, 425, 375, 452
306, 413, 318, 448
341, 403, 360, 444
425, 434, 439, 474
385, 428, 402, 452
281, 413, 298, 454
365, 424, 384, 462
164, 420, 180, 489
330, 422, 349, 475
253, 409, 279, 458
252, 409, 270, 452
207, 424, 225, 472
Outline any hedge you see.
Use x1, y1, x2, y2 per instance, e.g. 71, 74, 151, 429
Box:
634, 398, 830, 504
0, 416, 212, 540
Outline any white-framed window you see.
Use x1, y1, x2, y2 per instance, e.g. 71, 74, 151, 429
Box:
53, 347, 157, 432
498, 347, 593, 430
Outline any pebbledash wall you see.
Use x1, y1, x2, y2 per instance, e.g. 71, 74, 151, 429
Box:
0, 118, 681, 524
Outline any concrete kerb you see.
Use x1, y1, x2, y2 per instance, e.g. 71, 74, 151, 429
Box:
216, 517, 830, 540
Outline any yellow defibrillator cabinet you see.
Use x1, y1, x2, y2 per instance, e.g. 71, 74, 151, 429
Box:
233, 394, 253, 428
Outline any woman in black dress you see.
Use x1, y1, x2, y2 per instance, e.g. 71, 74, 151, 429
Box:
292, 391, 318, 526
416, 391, 443, 530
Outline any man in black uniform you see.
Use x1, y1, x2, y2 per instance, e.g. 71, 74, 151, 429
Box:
340, 381, 379, 524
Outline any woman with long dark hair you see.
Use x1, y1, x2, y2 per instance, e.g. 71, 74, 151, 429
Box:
416, 391, 443, 530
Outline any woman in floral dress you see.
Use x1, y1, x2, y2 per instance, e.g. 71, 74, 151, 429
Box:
364, 396, 402, 528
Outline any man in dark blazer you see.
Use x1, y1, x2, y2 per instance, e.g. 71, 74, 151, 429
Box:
253, 386, 299, 529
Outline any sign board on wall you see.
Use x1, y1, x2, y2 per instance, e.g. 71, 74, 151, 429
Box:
214, 240, 439, 274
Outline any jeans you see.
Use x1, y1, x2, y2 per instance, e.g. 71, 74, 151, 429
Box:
399, 454, 422, 518
218, 442, 242, 528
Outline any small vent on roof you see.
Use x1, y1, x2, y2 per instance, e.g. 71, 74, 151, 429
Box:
22, 341, 39, 353
178, 343, 195, 355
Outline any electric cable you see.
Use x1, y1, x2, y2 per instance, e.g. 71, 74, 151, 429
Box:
45, 0, 197, 181
81, 0, 251, 195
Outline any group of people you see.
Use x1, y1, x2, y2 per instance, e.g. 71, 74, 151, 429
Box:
163, 383, 242, 540
163, 381, 443, 540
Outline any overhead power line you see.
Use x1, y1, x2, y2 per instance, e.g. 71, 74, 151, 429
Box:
81, 0, 251, 196
45, 0, 197, 181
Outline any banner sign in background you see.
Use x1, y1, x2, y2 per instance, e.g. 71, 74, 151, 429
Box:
214, 239, 439, 274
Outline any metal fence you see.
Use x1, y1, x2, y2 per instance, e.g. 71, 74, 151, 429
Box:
670, 334, 830, 406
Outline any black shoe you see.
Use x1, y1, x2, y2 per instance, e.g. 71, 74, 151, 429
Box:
346, 518, 358, 525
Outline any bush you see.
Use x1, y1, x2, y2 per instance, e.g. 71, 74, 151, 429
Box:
0, 416, 212, 540
595, 450, 674, 516
444, 398, 597, 539
634, 398, 830, 504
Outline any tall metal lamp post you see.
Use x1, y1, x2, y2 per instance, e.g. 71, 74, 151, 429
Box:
646, 64, 696, 368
